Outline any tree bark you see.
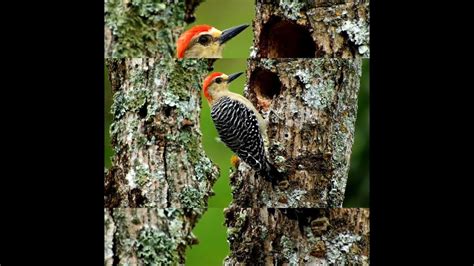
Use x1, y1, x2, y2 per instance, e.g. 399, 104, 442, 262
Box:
230, 58, 361, 208
251, 0, 370, 58
104, 0, 203, 58
105, 208, 201, 265
104, 58, 217, 265
224, 207, 369, 265
104, 58, 218, 208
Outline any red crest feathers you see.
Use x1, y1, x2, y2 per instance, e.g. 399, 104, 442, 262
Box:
203, 72, 223, 101
176, 25, 213, 58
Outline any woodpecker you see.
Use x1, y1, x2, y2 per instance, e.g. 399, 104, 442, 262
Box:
177, 24, 249, 58
203, 72, 282, 183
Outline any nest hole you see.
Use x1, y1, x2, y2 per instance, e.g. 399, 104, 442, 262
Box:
249, 68, 282, 100
259, 17, 316, 58
138, 103, 148, 118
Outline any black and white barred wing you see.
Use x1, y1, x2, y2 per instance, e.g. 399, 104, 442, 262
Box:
211, 96, 266, 171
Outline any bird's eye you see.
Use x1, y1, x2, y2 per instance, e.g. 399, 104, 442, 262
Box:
215, 78, 223, 84
198, 35, 211, 45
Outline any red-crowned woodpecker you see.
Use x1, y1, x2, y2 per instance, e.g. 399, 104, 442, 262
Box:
203, 72, 281, 183
176, 24, 249, 58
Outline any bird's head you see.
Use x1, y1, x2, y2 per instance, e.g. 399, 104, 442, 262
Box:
177, 24, 249, 58
203, 72, 243, 103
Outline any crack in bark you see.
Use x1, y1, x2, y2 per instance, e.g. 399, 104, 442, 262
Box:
164, 140, 170, 208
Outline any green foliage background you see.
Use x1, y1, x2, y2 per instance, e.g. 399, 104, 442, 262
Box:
104, 2, 369, 265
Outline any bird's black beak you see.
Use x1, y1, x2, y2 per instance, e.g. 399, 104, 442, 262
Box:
227, 72, 243, 83
219, 24, 249, 45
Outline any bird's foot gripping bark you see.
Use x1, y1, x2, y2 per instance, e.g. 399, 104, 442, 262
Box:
230, 154, 240, 168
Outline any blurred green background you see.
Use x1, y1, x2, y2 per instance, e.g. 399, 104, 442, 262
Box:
104, 59, 369, 265
344, 59, 370, 208
186, 0, 254, 58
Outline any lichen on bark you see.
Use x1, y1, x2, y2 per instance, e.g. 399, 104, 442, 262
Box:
104, 0, 202, 58
105, 58, 219, 208
230, 58, 361, 208
105, 208, 201, 265
104, 209, 116, 266
253, 0, 370, 58
224, 207, 369, 265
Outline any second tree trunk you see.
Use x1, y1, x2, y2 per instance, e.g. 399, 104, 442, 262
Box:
230, 58, 361, 208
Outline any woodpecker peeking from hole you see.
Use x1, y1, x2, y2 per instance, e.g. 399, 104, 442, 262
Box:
203, 72, 282, 184
176, 24, 249, 58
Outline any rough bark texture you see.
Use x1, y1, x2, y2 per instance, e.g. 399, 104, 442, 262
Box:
251, 0, 370, 58
104, 209, 116, 266
224, 207, 369, 265
230, 58, 361, 208
104, 58, 219, 208
105, 208, 201, 265
184, 0, 205, 23
104, 0, 202, 58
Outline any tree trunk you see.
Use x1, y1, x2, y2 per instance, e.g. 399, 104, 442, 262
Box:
251, 0, 370, 58
104, 58, 218, 208
224, 207, 369, 265
104, 58, 216, 265
230, 58, 361, 208
105, 208, 201, 265
104, 0, 203, 58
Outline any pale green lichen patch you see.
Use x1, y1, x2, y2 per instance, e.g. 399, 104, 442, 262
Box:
274, 155, 286, 164
328, 177, 344, 207
167, 218, 187, 246
280, 235, 299, 265
227, 209, 248, 242
297, 69, 336, 109
125, 168, 137, 189
279, 0, 306, 20
135, 164, 151, 187
178, 130, 198, 153
111, 90, 127, 119
237, 209, 248, 223
161, 59, 208, 124
110, 85, 156, 151
136, 226, 178, 265
167, 59, 207, 96
287, 189, 307, 207
304, 1, 370, 57
164, 207, 182, 219
194, 156, 214, 182
259, 59, 277, 71
332, 122, 349, 163
163, 90, 181, 107
304, 225, 318, 244
337, 18, 370, 57
105, 0, 185, 58
125, 119, 140, 144
323, 232, 362, 264
104, 211, 115, 261
288, 98, 300, 115
179, 186, 204, 209
112, 210, 136, 258
177, 129, 215, 183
